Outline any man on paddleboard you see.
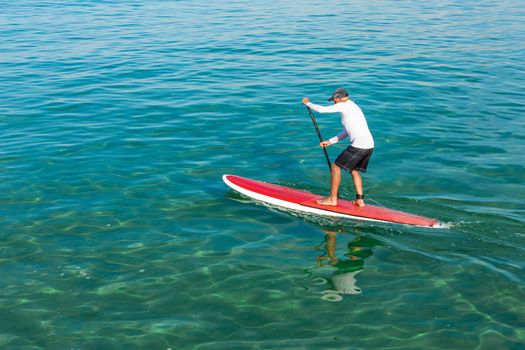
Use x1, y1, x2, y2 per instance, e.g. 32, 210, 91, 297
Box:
302, 88, 374, 207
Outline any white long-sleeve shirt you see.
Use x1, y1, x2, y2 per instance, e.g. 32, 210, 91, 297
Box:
307, 100, 374, 149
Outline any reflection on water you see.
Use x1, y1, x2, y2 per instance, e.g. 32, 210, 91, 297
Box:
309, 228, 380, 301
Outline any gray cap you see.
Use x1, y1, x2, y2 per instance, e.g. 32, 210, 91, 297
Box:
328, 88, 349, 101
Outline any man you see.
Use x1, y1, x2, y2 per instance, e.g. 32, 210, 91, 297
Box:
302, 88, 374, 207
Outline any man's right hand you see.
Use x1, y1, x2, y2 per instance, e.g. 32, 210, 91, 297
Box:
320, 140, 331, 148
302, 97, 310, 105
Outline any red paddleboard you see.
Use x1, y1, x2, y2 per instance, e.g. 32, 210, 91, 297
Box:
223, 174, 440, 228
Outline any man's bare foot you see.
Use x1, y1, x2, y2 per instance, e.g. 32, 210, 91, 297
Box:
316, 197, 338, 206
354, 199, 365, 207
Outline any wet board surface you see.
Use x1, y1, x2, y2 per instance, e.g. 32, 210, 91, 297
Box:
223, 174, 440, 228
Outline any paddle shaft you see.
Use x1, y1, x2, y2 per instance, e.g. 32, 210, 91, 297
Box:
306, 106, 332, 172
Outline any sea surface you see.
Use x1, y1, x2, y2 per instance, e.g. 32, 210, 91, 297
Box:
1, 0, 525, 349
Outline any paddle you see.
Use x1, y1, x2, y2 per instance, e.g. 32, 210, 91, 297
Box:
306, 106, 332, 172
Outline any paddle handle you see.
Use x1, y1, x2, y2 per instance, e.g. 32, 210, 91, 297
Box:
306, 106, 332, 172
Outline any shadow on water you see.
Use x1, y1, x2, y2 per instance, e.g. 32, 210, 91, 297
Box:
304, 226, 382, 302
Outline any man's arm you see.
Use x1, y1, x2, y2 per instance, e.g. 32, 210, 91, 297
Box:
320, 130, 348, 148
330, 130, 348, 144
302, 97, 342, 114
306, 101, 341, 114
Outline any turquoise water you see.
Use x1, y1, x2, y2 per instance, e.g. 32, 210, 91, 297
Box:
2, 0, 525, 348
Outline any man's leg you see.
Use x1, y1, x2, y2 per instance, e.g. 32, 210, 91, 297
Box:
317, 163, 341, 206
351, 170, 365, 207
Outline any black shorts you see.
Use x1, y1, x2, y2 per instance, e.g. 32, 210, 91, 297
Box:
335, 146, 373, 173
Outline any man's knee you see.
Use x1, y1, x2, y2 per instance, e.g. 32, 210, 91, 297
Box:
331, 163, 341, 173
